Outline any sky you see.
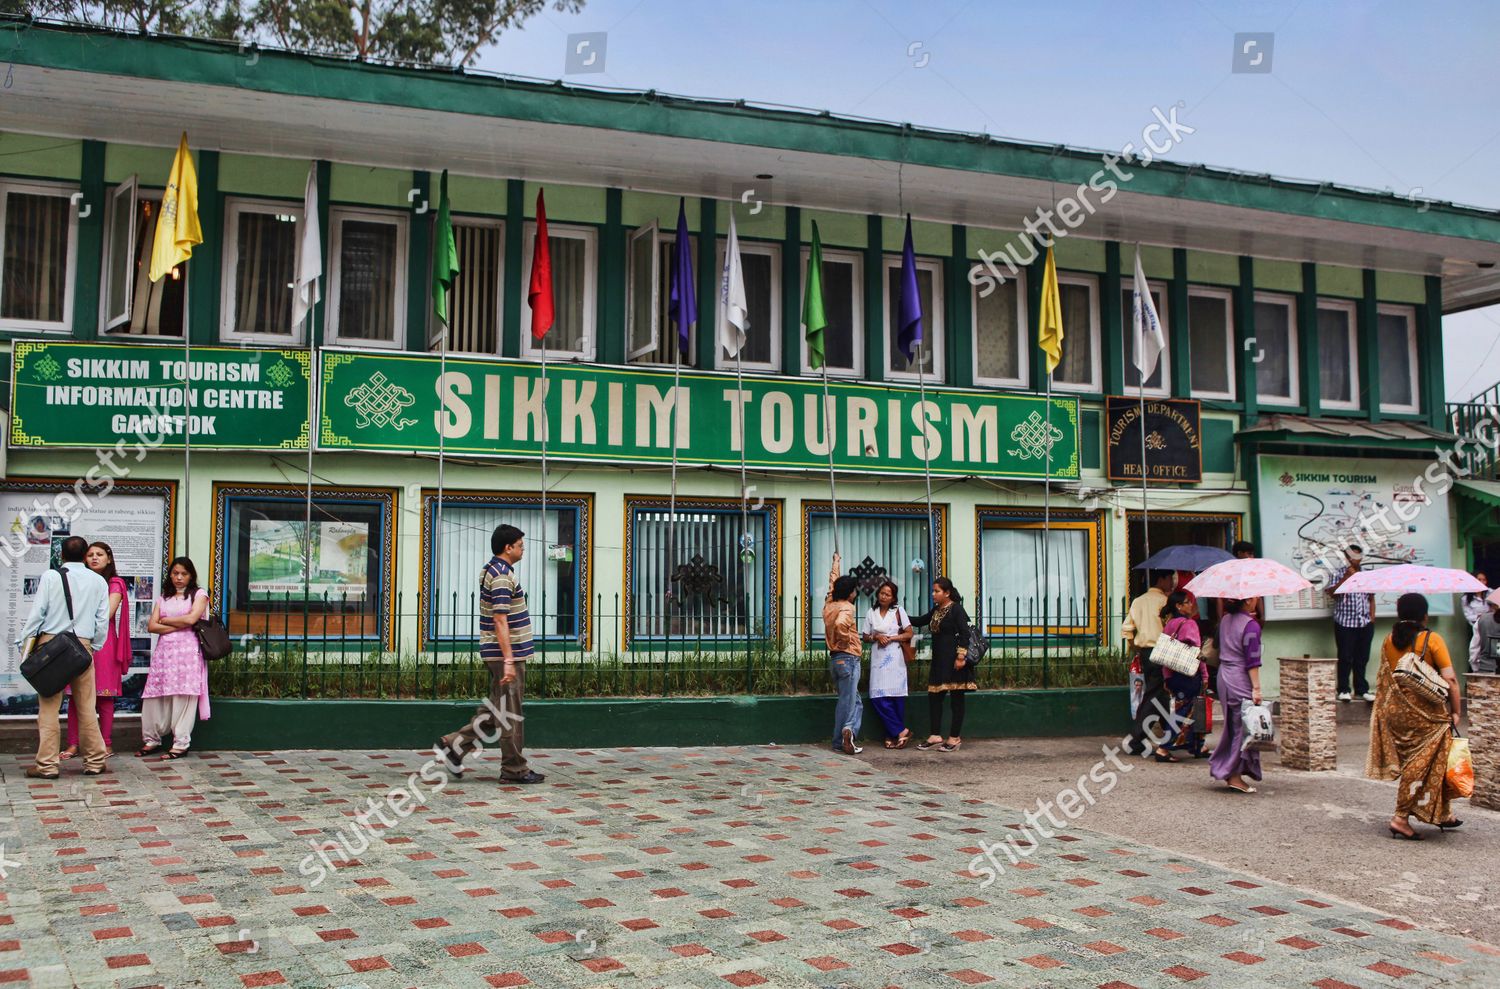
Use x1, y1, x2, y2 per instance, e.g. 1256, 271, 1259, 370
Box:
476, 0, 1500, 402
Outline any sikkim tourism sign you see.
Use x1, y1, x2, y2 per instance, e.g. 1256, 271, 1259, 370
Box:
9, 341, 312, 450
318, 350, 1080, 480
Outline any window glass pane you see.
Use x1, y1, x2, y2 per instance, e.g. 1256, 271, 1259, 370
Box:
1053, 282, 1095, 388
2, 190, 70, 323
1253, 299, 1293, 399
1379, 311, 1416, 408
447, 222, 501, 354
974, 276, 1021, 382
980, 526, 1089, 625
1188, 294, 1230, 396
337, 219, 398, 341
1122, 287, 1167, 390
231, 210, 297, 337
808, 513, 931, 637
106, 184, 133, 323
821, 258, 857, 371
634, 238, 694, 365
114, 196, 185, 337
631, 508, 768, 639
628, 227, 656, 358
549, 235, 588, 353
1317, 306, 1354, 404
888, 266, 936, 374
432, 504, 579, 640
740, 251, 774, 365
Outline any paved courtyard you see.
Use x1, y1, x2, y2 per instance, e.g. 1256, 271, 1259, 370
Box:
1, 744, 1497, 989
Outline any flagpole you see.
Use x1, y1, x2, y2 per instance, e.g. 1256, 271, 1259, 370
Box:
915, 357, 936, 583
820, 365, 840, 555
436, 326, 447, 634
305, 333, 317, 610
182, 286, 191, 559
1139, 382, 1150, 562
540, 336, 548, 641
1043, 370, 1051, 659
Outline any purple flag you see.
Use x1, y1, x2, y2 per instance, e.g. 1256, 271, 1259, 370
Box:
669, 199, 697, 357
897, 215, 923, 363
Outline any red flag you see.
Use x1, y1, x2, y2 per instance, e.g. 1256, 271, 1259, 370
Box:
528, 190, 554, 341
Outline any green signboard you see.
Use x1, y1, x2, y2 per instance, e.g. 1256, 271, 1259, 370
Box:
319, 350, 1079, 480
9, 341, 311, 450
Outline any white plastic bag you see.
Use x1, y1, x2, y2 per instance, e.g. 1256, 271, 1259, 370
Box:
1240, 702, 1274, 752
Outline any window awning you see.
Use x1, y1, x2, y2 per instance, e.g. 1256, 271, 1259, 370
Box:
1237, 414, 1454, 451
1452, 479, 1500, 537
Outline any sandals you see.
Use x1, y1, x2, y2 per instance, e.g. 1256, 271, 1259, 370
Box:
883, 739, 897, 749
1388, 825, 1422, 841
938, 738, 962, 753
915, 737, 943, 751
59, 747, 78, 761
136, 744, 162, 757
1226, 781, 1256, 794
1438, 818, 1464, 831
894, 730, 911, 750
1153, 749, 1180, 763
162, 746, 191, 760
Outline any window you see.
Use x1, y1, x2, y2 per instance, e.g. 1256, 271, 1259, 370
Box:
884, 255, 944, 379
628, 223, 696, 366
220, 199, 303, 342
977, 510, 1102, 636
805, 502, 944, 641
0, 180, 78, 333
425, 491, 588, 644
1121, 281, 1170, 394
327, 207, 408, 348
972, 266, 1027, 387
715, 239, 781, 370
1187, 287, 1234, 400
1316, 299, 1359, 410
101, 178, 186, 338
801, 248, 863, 376
522, 221, 595, 360
1252, 293, 1298, 405
213, 484, 396, 644
626, 497, 780, 644
1052, 273, 1100, 392
438, 217, 504, 355
1377, 304, 1420, 413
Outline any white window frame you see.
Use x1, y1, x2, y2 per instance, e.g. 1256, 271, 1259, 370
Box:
1252, 291, 1299, 406
1315, 298, 1360, 411
1051, 272, 1101, 394
326, 205, 409, 350
626, 225, 697, 366
220, 197, 306, 344
1186, 285, 1235, 401
800, 246, 863, 378
522, 220, 596, 361
883, 254, 945, 381
1377, 303, 1421, 414
970, 264, 1028, 389
1123, 279, 1171, 397
713, 238, 781, 372
435, 213, 506, 355
0, 179, 80, 334
100, 182, 188, 341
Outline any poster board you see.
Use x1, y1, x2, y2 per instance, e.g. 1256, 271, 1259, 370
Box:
247, 519, 370, 602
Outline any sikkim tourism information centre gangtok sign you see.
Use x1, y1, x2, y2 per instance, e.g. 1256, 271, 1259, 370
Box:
319, 351, 1080, 480
9, 341, 311, 450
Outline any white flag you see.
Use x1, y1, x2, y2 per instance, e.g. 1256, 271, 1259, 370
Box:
291, 164, 322, 334
1131, 247, 1165, 383
719, 213, 749, 359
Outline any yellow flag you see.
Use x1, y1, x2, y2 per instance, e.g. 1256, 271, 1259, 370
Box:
1038, 244, 1064, 375
149, 133, 203, 283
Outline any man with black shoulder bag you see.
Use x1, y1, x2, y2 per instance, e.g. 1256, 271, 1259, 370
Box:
14, 535, 110, 778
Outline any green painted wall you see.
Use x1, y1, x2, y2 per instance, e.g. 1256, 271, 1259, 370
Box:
104, 142, 176, 185
882, 217, 951, 256
967, 227, 1025, 257
1123, 243, 1172, 280
1053, 236, 1106, 273
446, 173, 508, 216
329, 163, 412, 207
1316, 263, 1362, 298
219, 153, 308, 198
622, 190, 695, 230
1081, 408, 1102, 470
1202, 418, 1237, 473
0, 133, 81, 179
1185, 248, 1239, 286
715, 200, 786, 242
1255, 259, 1302, 293
1376, 269, 1427, 304
801, 209, 865, 249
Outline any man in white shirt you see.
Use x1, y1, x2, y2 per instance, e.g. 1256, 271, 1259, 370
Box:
16, 535, 109, 778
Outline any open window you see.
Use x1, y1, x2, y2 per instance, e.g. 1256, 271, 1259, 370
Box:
221, 198, 305, 343
627, 220, 661, 361
101, 178, 187, 339
103, 175, 138, 332
521, 221, 596, 360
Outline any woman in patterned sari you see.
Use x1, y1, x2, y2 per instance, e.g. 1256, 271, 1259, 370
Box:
1367, 593, 1464, 840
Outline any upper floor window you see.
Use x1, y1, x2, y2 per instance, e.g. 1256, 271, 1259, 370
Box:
437, 216, 504, 355
1187, 287, 1234, 400
101, 176, 186, 339
801, 247, 863, 377
972, 265, 1027, 388
628, 222, 694, 366
1121, 280, 1170, 396
884, 254, 943, 380
1377, 304, 1420, 414
1316, 299, 1359, 410
715, 238, 781, 371
1052, 273, 1100, 393
1253, 292, 1298, 405
0, 179, 78, 334
327, 206, 408, 349
221, 198, 303, 343
523, 221, 595, 360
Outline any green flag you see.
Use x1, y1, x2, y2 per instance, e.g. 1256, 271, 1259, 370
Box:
803, 220, 828, 369
432, 170, 459, 326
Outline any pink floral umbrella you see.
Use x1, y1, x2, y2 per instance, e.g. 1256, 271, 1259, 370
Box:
1182, 558, 1312, 599
1335, 564, 1485, 595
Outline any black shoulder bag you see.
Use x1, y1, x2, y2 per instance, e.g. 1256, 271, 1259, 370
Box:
19, 567, 96, 697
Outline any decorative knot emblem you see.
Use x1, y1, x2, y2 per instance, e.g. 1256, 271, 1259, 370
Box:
1145, 430, 1167, 451
32, 353, 62, 382
670, 554, 725, 600
345, 372, 417, 430
849, 556, 889, 597
265, 360, 296, 389
1008, 411, 1063, 461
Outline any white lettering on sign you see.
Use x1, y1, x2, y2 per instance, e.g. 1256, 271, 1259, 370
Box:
607, 382, 624, 446
562, 379, 597, 445
514, 377, 549, 443
722, 389, 752, 453
436, 371, 471, 438
636, 384, 687, 449
953, 405, 998, 463
483, 374, 502, 440
110, 414, 217, 435
805, 394, 834, 456
847, 397, 878, 458
762, 392, 794, 454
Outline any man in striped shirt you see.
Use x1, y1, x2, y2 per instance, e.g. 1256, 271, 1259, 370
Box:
1330, 544, 1376, 702
436, 524, 544, 783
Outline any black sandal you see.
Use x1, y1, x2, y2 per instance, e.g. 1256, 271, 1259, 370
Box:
1438, 818, 1464, 830
916, 738, 942, 750
1388, 825, 1422, 841
162, 746, 191, 760
136, 744, 162, 757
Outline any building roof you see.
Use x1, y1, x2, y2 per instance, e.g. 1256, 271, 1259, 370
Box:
1237, 414, 1456, 449
6, 18, 1500, 307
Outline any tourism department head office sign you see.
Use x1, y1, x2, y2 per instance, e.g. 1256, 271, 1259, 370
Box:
1106, 396, 1202, 483
9, 341, 311, 450
319, 350, 1081, 481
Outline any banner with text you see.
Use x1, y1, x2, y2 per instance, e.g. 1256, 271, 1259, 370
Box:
1106, 396, 1203, 483
9, 341, 311, 450
318, 351, 1080, 480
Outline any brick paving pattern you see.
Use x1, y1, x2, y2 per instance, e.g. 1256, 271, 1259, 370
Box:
1, 746, 1495, 988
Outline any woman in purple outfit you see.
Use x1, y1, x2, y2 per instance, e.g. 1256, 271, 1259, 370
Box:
1209, 597, 1264, 794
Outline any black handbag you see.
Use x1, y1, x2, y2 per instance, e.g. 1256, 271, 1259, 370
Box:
193, 611, 233, 662
19, 567, 96, 698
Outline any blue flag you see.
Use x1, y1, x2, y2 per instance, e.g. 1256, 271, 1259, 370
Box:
669, 199, 697, 357
897, 215, 923, 363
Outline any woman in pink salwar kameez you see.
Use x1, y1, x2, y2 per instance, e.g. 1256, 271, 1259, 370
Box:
139, 557, 210, 759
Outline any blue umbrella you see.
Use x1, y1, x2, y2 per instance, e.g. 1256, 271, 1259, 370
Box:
1133, 544, 1236, 572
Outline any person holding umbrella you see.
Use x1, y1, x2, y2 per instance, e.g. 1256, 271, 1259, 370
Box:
1329, 545, 1376, 703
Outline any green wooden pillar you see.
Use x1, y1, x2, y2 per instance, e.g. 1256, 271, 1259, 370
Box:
1103, 242, 1124, 396
864, 214, 884, 381
72, 140, 106, 341
312, 160, 331, 348
695, 197, 718, 370
949, 225, 971, 388
1424, 274, 1445, 430
599, 188, 625, 365
1236, 255, 1258, 423
1298, 261, 1320, 415
501, 179, 524, 359
1026, 236, 1046, 391
405, 170, 431, 352
781, 206, 801, 375
1360, 268, 1381, 422
187, 149, 221, 346
1170, 248, 1190, 399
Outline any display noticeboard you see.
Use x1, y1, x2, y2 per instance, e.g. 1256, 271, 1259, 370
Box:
1106, 396, 1203, 483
